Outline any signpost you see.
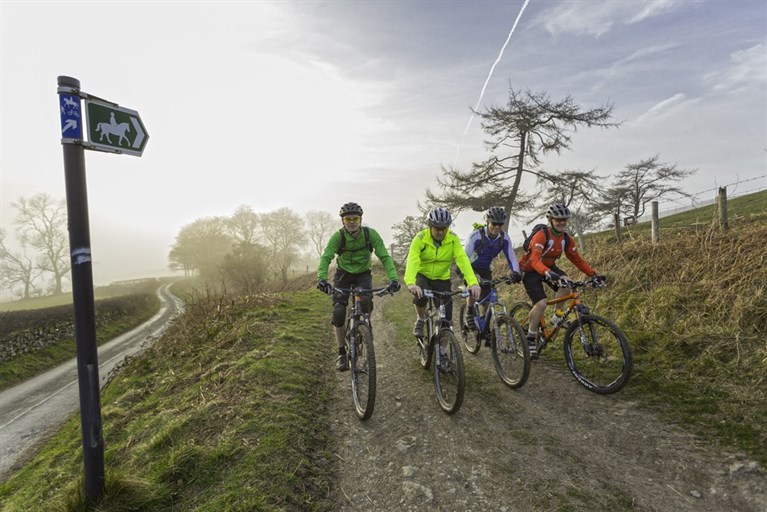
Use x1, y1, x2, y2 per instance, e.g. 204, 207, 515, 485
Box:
56, 75, 149, 506
85, 100, 149, 156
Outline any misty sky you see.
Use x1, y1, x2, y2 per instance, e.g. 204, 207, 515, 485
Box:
1, 0, 766, 289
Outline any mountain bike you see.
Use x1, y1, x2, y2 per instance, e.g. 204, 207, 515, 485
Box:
415, 289, 465, 415
333, 285, 394, 420
459, 277, 530, 389
510, 277, 632, 394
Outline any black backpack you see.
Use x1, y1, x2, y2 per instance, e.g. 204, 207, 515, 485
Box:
522, 224, 570, 254
336, 227, 373, 255
474, 225, 503, 253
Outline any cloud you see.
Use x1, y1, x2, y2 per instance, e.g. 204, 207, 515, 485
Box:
630, 93, 699, 125
703, 44, 767, 93
538, 0, 689, 38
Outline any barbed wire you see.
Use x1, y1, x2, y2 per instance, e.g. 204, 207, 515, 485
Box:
646, 174, 766, 219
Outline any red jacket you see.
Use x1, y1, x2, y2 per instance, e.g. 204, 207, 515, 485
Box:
519, 229, 595, 277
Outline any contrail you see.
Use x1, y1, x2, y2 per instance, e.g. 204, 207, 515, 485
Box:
458, 0, 531, 158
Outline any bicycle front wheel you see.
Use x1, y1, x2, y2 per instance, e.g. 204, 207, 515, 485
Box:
433, 330, 465, 415
350, 324, 376, 420
491, 315, 530, 389
563, 315, 632, 394
459, 303, 481, 354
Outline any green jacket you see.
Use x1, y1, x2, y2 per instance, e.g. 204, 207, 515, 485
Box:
404, 228, 478, 285
317, 227, 398, 281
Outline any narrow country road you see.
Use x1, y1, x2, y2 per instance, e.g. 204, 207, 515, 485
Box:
0, 284, 184, 481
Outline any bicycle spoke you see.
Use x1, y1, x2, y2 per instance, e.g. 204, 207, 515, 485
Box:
491, 316, 530, 389
563, 315, 632, 394
433, 330, 465, 414
350, 324, 376, 420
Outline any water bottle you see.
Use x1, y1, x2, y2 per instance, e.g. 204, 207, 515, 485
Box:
550, 309, 565, 326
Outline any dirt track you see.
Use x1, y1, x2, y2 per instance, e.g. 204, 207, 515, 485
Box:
328, 300, 766, 511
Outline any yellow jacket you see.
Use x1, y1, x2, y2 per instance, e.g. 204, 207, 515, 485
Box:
404, 228, 478, 285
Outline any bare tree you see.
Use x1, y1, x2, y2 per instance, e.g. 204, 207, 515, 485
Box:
391, 215, 423, 265
304, 210, 337, 260
536, 170, 604, 234
226, 205, 260, 245
427, 86, 618, 230
0, 228, 41, 299
259, 207, 307, 284
220, 242, 270, 294
599, 155, 697, 222
11, 193, 70, 295
168, 217, 233, 280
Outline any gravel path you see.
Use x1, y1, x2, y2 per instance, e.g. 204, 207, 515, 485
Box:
328, 300, 766, 511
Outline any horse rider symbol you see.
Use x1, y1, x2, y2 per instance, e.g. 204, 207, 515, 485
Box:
96, 112, 131, 146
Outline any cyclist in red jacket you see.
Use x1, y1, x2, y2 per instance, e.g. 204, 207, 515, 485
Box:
518, 203, 603, 358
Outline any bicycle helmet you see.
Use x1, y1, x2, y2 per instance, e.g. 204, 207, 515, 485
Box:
339, 202, 363, 217
486, 206, 507, 224
546, 203, 571, 220
427, 207, 452, 228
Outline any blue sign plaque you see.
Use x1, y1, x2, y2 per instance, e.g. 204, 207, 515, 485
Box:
59, 93, 83, 140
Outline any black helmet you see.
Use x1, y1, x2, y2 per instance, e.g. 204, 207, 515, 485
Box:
486, 206, 507, 224
339, 202, 363, 217
546, 203, 571, 220
427, 207, 452, 228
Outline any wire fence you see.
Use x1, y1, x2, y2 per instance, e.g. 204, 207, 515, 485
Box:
635, 174, 766, 223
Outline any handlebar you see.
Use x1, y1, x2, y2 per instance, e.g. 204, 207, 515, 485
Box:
330, 286, 393, 297
422, 288, 465, 299
557, 276, 607, 290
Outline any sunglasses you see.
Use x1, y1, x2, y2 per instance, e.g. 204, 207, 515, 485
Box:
489, 222, 504, 227
342, 216, 361, 223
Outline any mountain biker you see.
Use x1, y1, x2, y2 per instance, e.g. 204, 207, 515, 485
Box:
518, 203, 603, 359
317, 202, 400, 371
404, 207, 481, 338
462, 206, 522, 330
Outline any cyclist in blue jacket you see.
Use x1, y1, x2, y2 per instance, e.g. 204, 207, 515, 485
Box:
462, 207, 522, 329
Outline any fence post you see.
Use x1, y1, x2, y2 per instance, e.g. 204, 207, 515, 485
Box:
651, 201, 659, 244
613, 213, 622, 243
717, 187, 729, 230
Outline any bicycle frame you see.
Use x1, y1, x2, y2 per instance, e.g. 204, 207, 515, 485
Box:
532, 285, 591, 352
468, 285, 508, 338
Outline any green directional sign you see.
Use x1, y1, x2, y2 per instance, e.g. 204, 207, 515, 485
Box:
84, 100, 149, 157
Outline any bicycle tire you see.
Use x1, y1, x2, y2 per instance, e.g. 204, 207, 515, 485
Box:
418, 319, 434, 370
350, 324, 376, 420
433, 329, 465, 414
459, 303, 481, 354
563, 314, 632, 394
491, 315, 530, 389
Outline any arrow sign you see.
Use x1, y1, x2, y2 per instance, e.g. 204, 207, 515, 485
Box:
59, 94, 83, 139
84, 100, 149, 157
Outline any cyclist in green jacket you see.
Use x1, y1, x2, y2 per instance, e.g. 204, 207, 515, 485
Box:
317, 202, 400, 371
404, 207, 481, 338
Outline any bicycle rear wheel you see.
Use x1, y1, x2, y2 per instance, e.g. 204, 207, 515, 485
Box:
350, 324, 376, 420
563, 315, 632, 394
491, 315, 530, 389
459, 303, 481, 354
418, 319, 434, 370
433, 330, 465, 414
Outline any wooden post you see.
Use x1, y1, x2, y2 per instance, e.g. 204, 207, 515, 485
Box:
651, 201, 659, 244
613, 213, 622, 243
717, 187, 729, 230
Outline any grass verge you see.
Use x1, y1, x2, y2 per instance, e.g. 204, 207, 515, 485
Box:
0, 289, 336, 512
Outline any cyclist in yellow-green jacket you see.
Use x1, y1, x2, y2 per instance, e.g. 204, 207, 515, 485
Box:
404, 207, 481, 338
